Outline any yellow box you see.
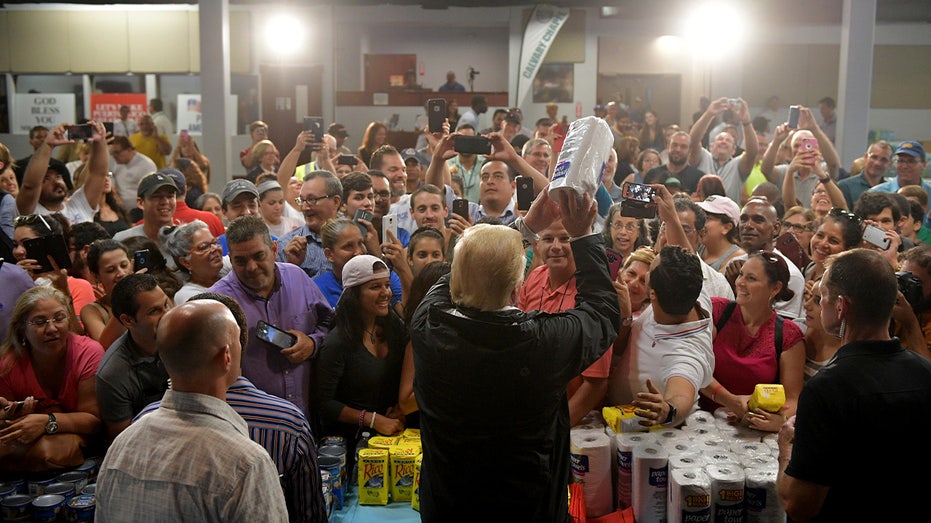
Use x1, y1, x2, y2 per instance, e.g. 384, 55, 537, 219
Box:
357, 448, 389, 505
602, 404, 648, 433
389, 446, 419, 502
367, 436, 399, 449
748, 384, 786, 413
401, 428, 421, 439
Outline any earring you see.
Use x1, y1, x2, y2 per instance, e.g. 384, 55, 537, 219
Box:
838, 318, 846, 339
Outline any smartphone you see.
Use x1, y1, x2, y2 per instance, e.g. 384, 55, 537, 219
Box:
66, 124, 94, 141
515, 175, 534, 211
622, 182, 656, 204
180, 129, 190, 143
337, 154, 358, 166
256, 320, 297, 349
452, 198, 470, 220
304, 116, 325, 143
787, 105, 800, 129
2, 400, 25, 419
774, 232, 810, 270
381, 213, 398, 244
727, 98, 740, 110
23, 234, 73, 273
606, 247, 623, 281
863, 224, 891, 250
133, 249, 153, 272
103, 122, 115, 136
454, 135, 492, 155
801, 137, 818, 152
427, 98, 447, 134
353, 209, 374, 236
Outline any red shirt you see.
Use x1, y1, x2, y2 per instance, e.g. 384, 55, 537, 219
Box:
0, 334, 103, 412
518, 265, 613, 393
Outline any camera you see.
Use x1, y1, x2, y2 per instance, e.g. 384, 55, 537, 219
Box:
897, 271, 923, 314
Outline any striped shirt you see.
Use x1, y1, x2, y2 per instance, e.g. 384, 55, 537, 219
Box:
136, 377, 328, 523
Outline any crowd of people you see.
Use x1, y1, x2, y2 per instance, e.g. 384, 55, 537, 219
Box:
1, 91, 930, 522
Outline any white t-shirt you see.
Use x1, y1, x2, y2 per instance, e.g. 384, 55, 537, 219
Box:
606, 289, 715, 410
113, 153, 158, 209
36, 187, 97, 225
694, 148, 745, 205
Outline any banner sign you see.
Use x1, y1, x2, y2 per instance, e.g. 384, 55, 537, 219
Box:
177, 94, 238, 135
12, 93, 76, 134
516, 5, 570, 107
90, 93, 148, 124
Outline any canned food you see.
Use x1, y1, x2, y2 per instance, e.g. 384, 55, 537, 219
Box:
55, 471, 88, 494
0, 482, 16, 498
30, 494, 66, 523
80, 484, 96, 496
320, 435, 346, 450
27, 473, 57, 497
75, 458, 99, 482
65, 494, 96, 522
318, 455, 342, 510
43, 482, 75, 500
318, 445, 347, 484
1, 494, 32, 522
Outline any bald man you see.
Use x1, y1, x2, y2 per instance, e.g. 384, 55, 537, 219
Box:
96, 301, 287, 522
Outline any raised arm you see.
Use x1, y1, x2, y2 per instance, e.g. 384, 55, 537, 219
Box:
689, 97, 727, 167
16, 124, 71, 215
277, 131, 312, 187
799, 107, 839, 178
485, 132, 549, 195
82, 121, 110, 210
762, 124, 791, 184
735, 98, 759, 177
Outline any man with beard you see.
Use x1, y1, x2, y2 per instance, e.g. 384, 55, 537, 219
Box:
17, 122, 108, 225
689, 97, 759, 204
642, 131, 705, 194
723, 197, 805, 321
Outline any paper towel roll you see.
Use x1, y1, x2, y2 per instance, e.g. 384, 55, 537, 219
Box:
694, 433, 725, 455
744, 468, 786, 523
668, 452, 706, 471
632, 444, 669, 523
652, 428, 687, 445
685, 409, 716, 428
702, 450, 738, 468
550, 116, 614, 200
679, 423, 718, 438
615, 433, 657, 509
730, 441, 771, 458
706, 465, 746, 522
739, 454, 779, 472
570, 429, 614, 518
665, 440, 694, 456
668, 467, 712, 523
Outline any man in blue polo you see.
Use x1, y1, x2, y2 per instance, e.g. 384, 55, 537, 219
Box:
870, 141, 931, 206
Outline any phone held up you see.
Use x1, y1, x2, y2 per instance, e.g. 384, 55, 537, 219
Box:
427, 98, 447, 134
256, 320, 297, 350
863, 224, 891, 250
620, 182, 657, 219
454, 135, 492, 156
381, 213, 398, 244
515, 176, 534, 211
787, 105, 801, 129
774, 232, 810, 270
452, 198, 470, 221
23, 234, 73, 273
304, 116, 325, 143
66, 124, 94, 141
337, 154, 358, 166
353, 209, 374, 236
133, 249, 153, 272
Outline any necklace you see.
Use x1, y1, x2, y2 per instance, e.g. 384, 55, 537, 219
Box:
364, 328, 378, 345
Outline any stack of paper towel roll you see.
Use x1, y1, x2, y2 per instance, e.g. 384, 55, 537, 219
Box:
570, 426, 614, 517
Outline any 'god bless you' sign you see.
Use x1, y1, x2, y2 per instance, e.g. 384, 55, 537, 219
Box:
13, 93, 76, 133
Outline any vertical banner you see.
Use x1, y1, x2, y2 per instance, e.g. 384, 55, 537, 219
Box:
90, 93, 148, 124
13, 93, 76, 133
176, 94, 238, 135
516, 5, 570, 108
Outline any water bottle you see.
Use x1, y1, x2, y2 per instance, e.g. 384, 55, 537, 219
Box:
350, 431, 371, 493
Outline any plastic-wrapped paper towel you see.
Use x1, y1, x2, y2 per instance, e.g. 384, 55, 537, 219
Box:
668, 452, 706, 471
570, 428, 613, 517
745, 468, 786, 523
652, 428, 689, 446
632, 444, 669, 523
668, 467, 712, 523
686, 409, 716, 427
739, 454, 779, 472
550, 116, 613, 201
664, 440, 694, 456
703, 450, 738, 467
706, 465, 745, 522
615, 433, 656, 509
730, 441, 772, 459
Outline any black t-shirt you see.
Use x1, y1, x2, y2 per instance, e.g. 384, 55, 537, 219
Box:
643, 164, 705, 194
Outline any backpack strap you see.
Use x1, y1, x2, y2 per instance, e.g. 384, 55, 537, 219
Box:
715, 300, 738, 333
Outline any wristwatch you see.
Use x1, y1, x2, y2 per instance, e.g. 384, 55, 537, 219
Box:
45, 413, 59, 435
621, 316, 634, 327
664, 402, 678, 424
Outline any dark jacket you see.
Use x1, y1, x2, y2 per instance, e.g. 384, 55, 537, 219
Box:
411, 233, 620, 522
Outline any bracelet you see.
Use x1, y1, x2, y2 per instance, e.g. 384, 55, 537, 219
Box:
711, 384, 724, 402
358, 410, 367, 429
369, 412, 377, 429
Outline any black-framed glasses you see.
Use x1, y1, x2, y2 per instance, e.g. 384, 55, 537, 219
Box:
828, 208, 862, 227
295, 195, 332, 207
782, 221, 816, 233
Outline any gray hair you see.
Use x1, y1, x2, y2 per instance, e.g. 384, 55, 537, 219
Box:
160, 220, 209, 271
303, 169, 343, 197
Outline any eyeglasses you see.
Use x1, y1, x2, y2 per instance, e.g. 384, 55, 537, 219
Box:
25, 313, 69, 329
373, 190, 391, 201
828, 208, 863, 227
189, 238, 221, 256
295, 195, 332, 207
611, 222, 640, 232
895, 156, 920, 165
14, 214, 40, 227
782, 221, 816, 233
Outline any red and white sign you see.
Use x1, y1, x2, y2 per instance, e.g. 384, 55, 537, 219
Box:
90, 93, 148, 124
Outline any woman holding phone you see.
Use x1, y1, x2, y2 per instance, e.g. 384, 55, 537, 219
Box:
12, 214, 95, 323
80, 239, 133, 344
0, 286, 104, 471
803, 208, 863, 283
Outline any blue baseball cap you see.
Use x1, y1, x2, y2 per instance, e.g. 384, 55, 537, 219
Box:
895, 141, 926, 160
